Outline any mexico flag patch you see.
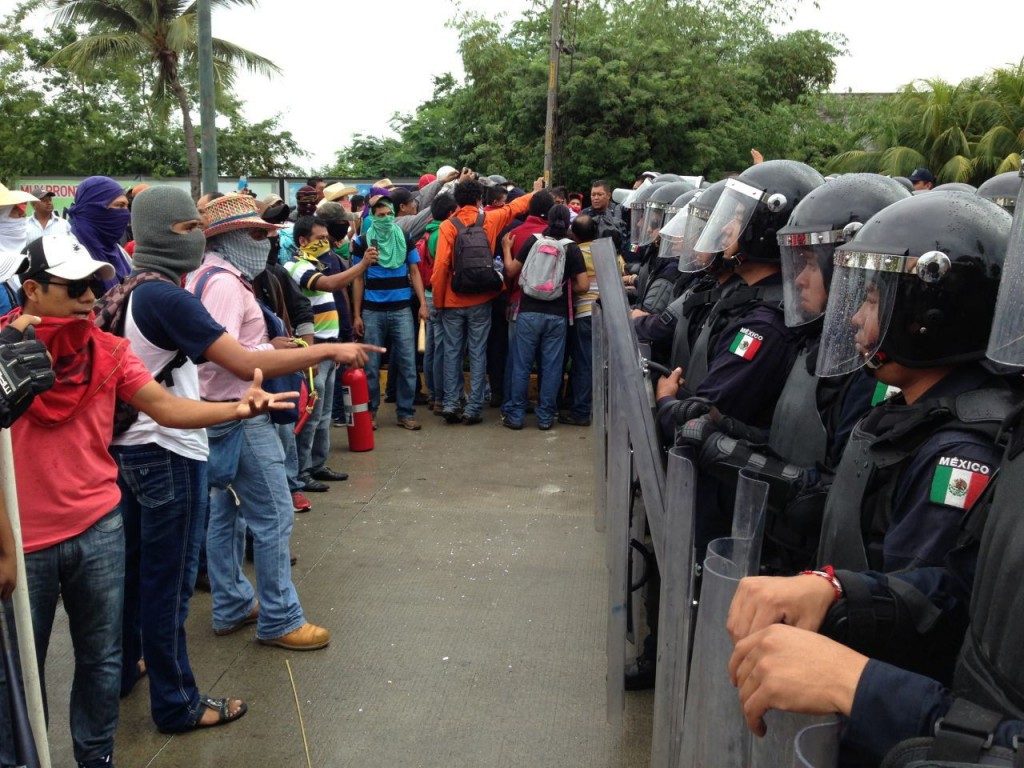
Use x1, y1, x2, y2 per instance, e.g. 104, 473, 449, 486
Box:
729, 328, 763, 360
871, 382, 902, 406
929, 457, 993, 510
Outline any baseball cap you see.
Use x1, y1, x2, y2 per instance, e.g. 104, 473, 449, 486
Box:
389, 188, 415, 209
19, 234, 116, 282
28, 186, 55, 199
909, 168, 935, 184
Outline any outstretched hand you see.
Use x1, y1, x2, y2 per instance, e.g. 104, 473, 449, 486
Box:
235, 368, 297, 419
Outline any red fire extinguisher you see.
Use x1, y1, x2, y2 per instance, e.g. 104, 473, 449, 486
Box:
340, 367, 374, 452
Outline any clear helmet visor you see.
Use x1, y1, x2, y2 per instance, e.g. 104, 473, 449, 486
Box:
693, 179, 764, 258
987, 196, 1024, 365
642, 202, 668, 247
816, 251, 905, 377
629, 201, 648, 249
659, 205, 715, 271
778, 229, 846, 327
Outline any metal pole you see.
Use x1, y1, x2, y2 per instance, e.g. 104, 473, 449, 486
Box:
198, 0, 218, 195
2, 430, 51, 768
543, 0, 561, 187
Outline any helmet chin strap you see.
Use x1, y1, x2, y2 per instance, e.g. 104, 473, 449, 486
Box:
865, 350, 889, 370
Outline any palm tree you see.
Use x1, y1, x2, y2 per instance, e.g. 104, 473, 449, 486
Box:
970, 59, 1024, 179
49, 0, 280, 198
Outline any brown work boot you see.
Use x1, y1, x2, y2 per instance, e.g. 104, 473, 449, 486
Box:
258, 623, 330, 651
396, 417, 422, 431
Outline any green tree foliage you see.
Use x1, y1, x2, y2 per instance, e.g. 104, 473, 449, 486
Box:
49, 0, 280, 197
330, 0, 845, 190
829, 62, 1024, 185
0, 1, 301, 184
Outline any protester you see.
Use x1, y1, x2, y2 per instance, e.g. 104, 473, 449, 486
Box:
67, 176, 132, 294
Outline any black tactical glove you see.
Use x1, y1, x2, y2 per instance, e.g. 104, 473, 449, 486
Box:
670, 396, 716, 426
0, 324, 55, 428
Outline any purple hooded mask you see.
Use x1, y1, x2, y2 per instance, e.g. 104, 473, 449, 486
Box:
68, 175, 131, 293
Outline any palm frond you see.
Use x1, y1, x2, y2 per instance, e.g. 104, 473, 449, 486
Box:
47, 33, 147, 70
51, 0, 143, 31
877, 145, 927, 177
938, 155, 972, 183
210, 37, 280, 77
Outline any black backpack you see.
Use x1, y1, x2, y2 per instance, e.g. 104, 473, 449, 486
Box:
450, 213, 502, 294
94, 271, 188, 435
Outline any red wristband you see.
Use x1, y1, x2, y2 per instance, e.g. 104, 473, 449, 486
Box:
799, 565, 843, 603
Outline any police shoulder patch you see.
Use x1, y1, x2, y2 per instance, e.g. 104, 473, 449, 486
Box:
929, 456, 993, 510
729, 327, 764, 360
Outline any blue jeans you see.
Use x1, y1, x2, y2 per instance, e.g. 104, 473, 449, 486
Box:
362, 307, 417, 419
112, 444, 205, 732
0, 509, 125, 766
441, 302, 491, 417
206, 415, 305, 640
568, 315, 593, 420
275, 422, 303, 493
507, 311, 567, 426
296, 357, 337, 480
423, 294, 443, 402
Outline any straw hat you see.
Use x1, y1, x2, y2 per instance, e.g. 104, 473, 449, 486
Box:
202, 193, 283, 238
0, 183, 38, 206
323, 183, 357, 202
372, 178, 396, 190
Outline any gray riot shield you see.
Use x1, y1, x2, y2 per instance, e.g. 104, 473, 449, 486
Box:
677, 471, 769, 767
792, 719, 840, 768
650, 450, 697, 768
606, 367, 631, 727
592, 302, 608, 533
591, 237, 667, 562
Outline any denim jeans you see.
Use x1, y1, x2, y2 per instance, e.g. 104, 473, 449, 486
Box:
296, 357, 336, 480
0, 509, 125, 766
507, 311, 567, 426
441, 301, 491, 417
568, 315, 593, 420
423, 294, 443, 402
275, 422, 303, 493
332, 365, 348, 422
112, 444, 205, 732
206, 415, 305, 640
487, 297, 509, 403
362, 307, 417, 419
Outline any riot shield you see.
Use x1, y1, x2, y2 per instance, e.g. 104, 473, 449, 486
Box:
606, 370, 631, 726
591, 237, 667, 563
650, 450, 697, 768
752, 712, 839, 768
677, 471, 769, 768
592, 302, 608, 533
792, 719, 840, 768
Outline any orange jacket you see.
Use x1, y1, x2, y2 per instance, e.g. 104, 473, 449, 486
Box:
431, 192, 534, 308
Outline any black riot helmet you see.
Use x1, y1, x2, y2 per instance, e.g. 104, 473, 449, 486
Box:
892, 176, 914, 192
816, 192, 1011, 377
777, 174, 910, 327
695, 159, 825, 264
977, 171, 1020, 214
628, 181, 667, 250
641, 181, 695, 247
652, 173, 683, 184
933, 182, 977, 193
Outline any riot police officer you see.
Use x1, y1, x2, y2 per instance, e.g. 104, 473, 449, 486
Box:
727, 187, 1024, 768
632, 181, 696, 314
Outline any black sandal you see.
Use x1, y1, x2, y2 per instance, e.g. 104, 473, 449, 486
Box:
160, 695, 248, 733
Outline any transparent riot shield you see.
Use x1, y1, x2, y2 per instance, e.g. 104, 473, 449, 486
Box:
649, 450, 697, 768
752, 712, 839, 768
677, 471, 769, 768
792, 719, 841, 768
592, 302, 608, 533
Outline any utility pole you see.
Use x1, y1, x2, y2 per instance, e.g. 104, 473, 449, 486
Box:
198, 0, 218, 194
543, 0, 561, 187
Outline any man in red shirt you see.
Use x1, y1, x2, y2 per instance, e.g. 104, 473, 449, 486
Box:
2, 235, 292, 768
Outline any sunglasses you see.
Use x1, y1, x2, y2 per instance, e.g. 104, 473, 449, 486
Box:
35, 277, 103, 299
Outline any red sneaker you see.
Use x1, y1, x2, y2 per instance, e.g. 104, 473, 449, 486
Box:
292, 492, 312, 513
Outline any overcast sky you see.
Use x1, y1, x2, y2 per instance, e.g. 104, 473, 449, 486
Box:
187, 0, 1023, 171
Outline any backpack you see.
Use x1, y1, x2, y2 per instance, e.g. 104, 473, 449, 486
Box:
450, 213, 503, 294
519, 235, 572, 301
94, 271, 188, 435
415, 231, 434, 287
